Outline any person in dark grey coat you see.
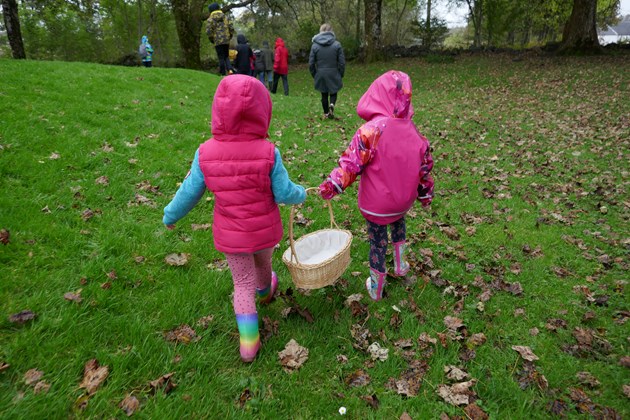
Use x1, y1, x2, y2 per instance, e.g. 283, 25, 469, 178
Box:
309, 23, 345, 119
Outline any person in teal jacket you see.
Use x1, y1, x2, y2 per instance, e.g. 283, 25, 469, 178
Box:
139, 35, 154, 67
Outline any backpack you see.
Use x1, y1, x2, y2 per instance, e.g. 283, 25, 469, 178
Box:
138, 44, 148, 58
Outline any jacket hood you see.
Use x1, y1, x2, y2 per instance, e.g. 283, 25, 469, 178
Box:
275, 38, 285, 48
141, 35, 148, 44
262, 40, 270, 48
312, 31, 336, 46
208, 2, 220, 12
357, 70, 414, 121
211, 75, 272, 142
237, 34, 247, 44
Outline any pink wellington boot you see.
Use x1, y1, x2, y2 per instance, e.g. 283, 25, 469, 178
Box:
365, 268, 387, 301
393, 241, 410, 277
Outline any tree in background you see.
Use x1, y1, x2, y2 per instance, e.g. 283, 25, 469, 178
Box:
364, 0, 383, 61
560, 0, 617, 52
1, 0, 26, 58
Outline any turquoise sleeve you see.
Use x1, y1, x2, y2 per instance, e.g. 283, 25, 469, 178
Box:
163, 149, 207, 225
270, 148, 306, 205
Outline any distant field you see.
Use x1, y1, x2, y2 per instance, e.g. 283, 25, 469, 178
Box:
0, 54, 628, 418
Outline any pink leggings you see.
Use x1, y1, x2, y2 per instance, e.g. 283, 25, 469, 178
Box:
225, 247, 274, 314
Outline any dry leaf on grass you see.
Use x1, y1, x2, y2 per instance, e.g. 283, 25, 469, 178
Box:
385, 359, 428, 397
400, 412, 413, 420
0, 228, 9, 245
9, 310, 37, 324
95, 176, 109, 185
24, 369, 44, 386
33, 380, 50, 394
512, 345, 539, 361
576, 371, 600, 388
196, 315, 214, 329
467, 333, 487, 346
345, 369, 371, 387
0, 362, 9, 373
164, 253, 190, 266
367, 342, 389, 361
119, 395, 140, 416
64, 289, 83, 303
278, 339, 309, 372
345, 293, 363, 306
464, 403, 489, 420
444, 316, 465, 331
164, 324, 197, 344
360, 393, 379, 409
436, 379, 477, 406
149, 372, 176, 395
191, 223, 211, 231
623, 384, 630, 399
444, 365, 469, 381
79, 359, 109, 394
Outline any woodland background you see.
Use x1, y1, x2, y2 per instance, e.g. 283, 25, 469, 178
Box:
1, 0, 628, 70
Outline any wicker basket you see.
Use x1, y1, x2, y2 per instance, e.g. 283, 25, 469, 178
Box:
282, 188, 352, 289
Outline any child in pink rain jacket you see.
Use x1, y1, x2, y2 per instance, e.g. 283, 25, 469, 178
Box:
163, 75, 306, 362
319, 70, 434, 301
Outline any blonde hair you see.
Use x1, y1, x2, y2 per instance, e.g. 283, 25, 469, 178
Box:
320, 23, 333, 33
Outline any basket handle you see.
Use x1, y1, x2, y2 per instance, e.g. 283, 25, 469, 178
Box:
288, 187, 340, 264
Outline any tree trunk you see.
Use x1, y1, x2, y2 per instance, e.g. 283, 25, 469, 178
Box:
2, 0, 26, 59
364, 0, 382, 62
170, 0, 205, 69
560, 0, 600, 52
355, 0, 361, 44
425, 0, 432, 48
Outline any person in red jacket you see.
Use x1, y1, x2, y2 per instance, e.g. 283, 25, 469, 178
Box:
271, 37, 289, 96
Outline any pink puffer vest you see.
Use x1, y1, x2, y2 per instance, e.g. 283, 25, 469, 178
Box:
198, 139, 282, 254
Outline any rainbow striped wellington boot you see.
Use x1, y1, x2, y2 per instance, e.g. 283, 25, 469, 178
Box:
235, 313, 260, 362
256, 271, 278, 305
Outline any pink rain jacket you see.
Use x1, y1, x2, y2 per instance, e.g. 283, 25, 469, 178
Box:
198, 75, 283, 253
320, 70, 434, 225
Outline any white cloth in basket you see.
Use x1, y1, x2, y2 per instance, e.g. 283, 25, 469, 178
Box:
283, 229, 351, 265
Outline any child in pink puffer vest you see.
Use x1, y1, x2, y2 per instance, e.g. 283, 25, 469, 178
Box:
163, 75, 305, 362
319, 70, 434, 301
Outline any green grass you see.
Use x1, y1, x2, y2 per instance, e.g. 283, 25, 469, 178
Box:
1, 55, 629, 419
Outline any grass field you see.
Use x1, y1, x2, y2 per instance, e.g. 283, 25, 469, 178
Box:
0, 53, 628, 419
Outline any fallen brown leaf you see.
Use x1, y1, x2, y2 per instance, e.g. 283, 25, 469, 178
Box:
164, 324, 197, 344
190, 223, 211, 231
345, 369, 371, 387
33, 381, 50, 394
79, 359, 109, 394
165, 253, 190, 266
24, 369, 44, 386
436, 379, 477, 406
445, 365, 469, 381
576, 371, 600, 388
360, 393, 379, 409
64, 289, 83, 303
149, 372, 176, 395
9, 310, 37, 324
512, 345, 539, 361
0, 228, 9, 245
464, 403, 489, 420
278, 339, 309, 372
0, 362, 9, 373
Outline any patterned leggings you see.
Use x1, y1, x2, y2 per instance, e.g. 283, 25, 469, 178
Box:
367, 217, 406, 272
225, 247, 274, 314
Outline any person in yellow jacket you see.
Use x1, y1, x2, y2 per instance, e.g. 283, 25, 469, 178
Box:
206, 3, 235, 75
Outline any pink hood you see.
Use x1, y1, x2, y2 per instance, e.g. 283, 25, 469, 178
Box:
211, 75, 272, 142
357, 70, 414, 122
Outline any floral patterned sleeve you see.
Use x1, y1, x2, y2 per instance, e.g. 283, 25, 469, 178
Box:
417, 135, 434, 207
319, 124, 382, 200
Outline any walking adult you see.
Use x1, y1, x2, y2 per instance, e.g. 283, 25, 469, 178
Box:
206, 2, 235, 75
260, 41, 274, 90
271, 38, 289, 96
234, 34, 253, 75
309, 23, 345, 119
